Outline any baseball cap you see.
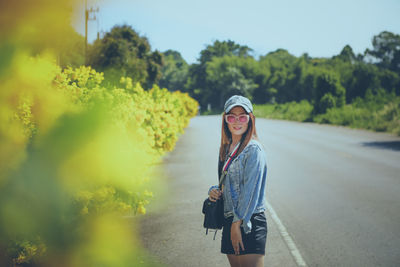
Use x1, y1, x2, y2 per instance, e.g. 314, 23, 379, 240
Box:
224, 95, 253, 113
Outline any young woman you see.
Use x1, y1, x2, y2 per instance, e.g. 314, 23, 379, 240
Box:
208, 95, 268, 267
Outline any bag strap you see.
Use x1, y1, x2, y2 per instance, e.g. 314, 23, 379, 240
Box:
218, 142, 240, 189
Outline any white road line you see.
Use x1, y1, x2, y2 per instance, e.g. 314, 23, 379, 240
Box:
266, 201, 308, 267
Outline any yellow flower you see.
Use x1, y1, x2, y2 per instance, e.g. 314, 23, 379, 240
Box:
137, 203, 146, 215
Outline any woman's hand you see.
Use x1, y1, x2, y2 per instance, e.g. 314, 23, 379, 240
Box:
208, 188, 222, 202
231, 220, 244, 255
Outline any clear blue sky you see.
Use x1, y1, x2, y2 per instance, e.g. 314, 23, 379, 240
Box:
72, 0, 400, 64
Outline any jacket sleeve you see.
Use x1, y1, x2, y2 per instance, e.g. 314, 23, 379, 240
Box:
232, 145, 267, 233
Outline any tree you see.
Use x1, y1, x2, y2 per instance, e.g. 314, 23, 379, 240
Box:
87, 25, 163, 88
159, 50, 189, 91
199, 40, 252, 65
333, 45, 356, 63
314, 70, 346, 113
347, 63, 381, 101
186, 40, 254, 110
364, 31, 400, 74
318, 93, 336, 113
147, 50, 163, 88
256, 49, 297, 103
205, 56, 258, 108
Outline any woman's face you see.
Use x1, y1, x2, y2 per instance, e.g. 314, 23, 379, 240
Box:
226, 106, 249, 138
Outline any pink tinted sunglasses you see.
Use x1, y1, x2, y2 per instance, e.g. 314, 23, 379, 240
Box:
225, 114, 250, 124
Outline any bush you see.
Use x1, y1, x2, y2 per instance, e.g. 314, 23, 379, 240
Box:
314, 95, 400, 135
254, 93, 400, 136
0, 54, 198, 265
318, 93, 336, 114
254, 100, 313, 121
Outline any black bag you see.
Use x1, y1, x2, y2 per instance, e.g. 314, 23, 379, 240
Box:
202, 142, 240, 239
202, 195, 224, 230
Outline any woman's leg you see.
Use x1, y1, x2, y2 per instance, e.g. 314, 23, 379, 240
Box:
227, 254, 264, 267
227, 254, 241, 267
238, 254, 264, 267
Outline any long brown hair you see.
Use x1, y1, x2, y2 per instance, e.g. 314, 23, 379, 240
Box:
219, 110, 259, 162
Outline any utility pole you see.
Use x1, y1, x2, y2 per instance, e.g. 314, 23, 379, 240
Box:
85, 0, 87, 65
84, 0, 99, 65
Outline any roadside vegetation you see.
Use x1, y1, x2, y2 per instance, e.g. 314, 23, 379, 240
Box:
254, 91, 400, 135
0, 1, 197, 266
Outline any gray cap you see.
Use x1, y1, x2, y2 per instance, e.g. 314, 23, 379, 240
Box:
224, 95, 253, 113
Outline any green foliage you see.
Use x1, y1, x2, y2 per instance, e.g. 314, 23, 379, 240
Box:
0, 53, 198, 265
182, 31, 399, 121
253, 100, 313, 122
346, 63, 382, 101
318, 93, 336, 113
332, 45, 357, 63
254, 49, 297, 103
159, 50, 189, 91
199, 40, 253, 65
87, 25, 163, 88
7, 237, 47, 265
57, 27, 85, 68
314, 70, 346, 113
83, 26, 400, 130
313, 94, 400, 135
255, 90, 400, 136
186, 40, 255, 110
364, 31, 400, 73
205, 55, 258, 107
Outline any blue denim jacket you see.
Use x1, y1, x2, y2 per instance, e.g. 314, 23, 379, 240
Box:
209, 139, 267, 234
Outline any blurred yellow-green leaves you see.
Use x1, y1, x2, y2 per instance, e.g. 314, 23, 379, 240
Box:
0, 0, 198, 265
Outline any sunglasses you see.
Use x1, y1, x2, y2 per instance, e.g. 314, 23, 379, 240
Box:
225, 114, 250, 124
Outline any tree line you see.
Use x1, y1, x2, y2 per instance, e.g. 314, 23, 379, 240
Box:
163, 31, 400, 114
62, 25, 400, 115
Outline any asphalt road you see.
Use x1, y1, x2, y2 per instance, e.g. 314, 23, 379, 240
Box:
139, 115, 400, 267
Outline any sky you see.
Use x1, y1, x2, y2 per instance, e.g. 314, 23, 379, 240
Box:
72, 0, 400, 64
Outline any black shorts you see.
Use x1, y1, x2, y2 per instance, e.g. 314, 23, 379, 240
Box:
221, 212, 267, 255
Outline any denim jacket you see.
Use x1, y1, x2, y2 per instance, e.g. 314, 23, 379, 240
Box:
209, 139, 267, 234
